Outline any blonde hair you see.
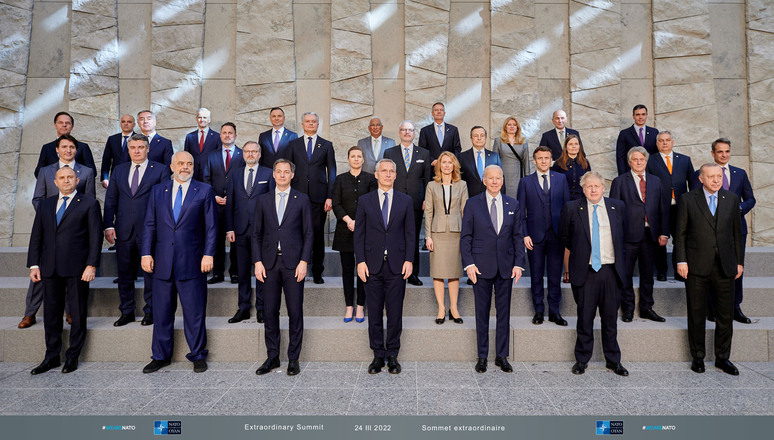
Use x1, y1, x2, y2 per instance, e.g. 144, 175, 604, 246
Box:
500, 116, 525, 145
432, 151, 462, 183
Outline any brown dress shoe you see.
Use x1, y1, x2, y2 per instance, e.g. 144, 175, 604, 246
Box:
18, 316, 36, 328
66, 313, 72, 325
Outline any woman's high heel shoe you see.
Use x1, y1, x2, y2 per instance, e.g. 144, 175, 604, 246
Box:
435, 310, 445, 325
449, 309, 463, 324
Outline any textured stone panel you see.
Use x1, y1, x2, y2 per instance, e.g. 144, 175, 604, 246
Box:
332, 29, 371, 59
331, 75, 374, 105
406, 0, 450, 26
236, 83, 297, 115
27, 2, 72, 78
0, 85, 25, 113
620, 3, 653, 80
570, 48, 622, 91
73, 0, 115, 16
236, 38, 295, 85
491, 76, 539, 117
69, 93, 119, 119
658, 106, 720, 147
405, 67, 446, 91
405, 24, 449, 74
569, 6, 621, 54
448, 3, 489, 78
652, 0, 709, 23
330, 57, 372, 83
371, 2, 404, 80
655, 82, 716, 114
0, 127, 22, 154
654, 55, 714, 86
572, 85, 620, 115
537, 78, 571, 139
405, 85, 446, 108
70, 46, 118, 77
296, 79, 331, 137
373, 78, 405, 136
749, 78, 774, 127
491, 46, 538, 88
653, 15, 712, 58
119, 79, 150, 114
117, 3, 152, 79
713, 78, 748, 155
747, 0, 774, 33
491, 0, 534, 16
151, 0, 205, 26
294, 3, 331, 80
708, 3, 746, 80
330, 101, 373, 126
750, 123, 774, 164
619, 78, 654, 127
202, 2, 236, 80
491, 12, 534, 50
151, 24, 204, 53
747, 31, 774, 84
572, 103, 619, 131
237, 1, 293, 40
447, 77, 490, 143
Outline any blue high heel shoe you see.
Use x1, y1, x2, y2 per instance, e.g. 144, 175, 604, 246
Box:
355, 316, 365, 323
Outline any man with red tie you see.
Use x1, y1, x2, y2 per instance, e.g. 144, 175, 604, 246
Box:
184, 108, 222, 181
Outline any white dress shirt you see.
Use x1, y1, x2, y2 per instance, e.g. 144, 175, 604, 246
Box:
587, 198, 615, 265
59, 159, 75, 169
244, 164, 259, 191
537, 171, 550, 191
172, 180, 191, 207
128, 159, 149, 188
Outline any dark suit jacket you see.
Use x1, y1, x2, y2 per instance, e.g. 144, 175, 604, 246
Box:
616, 125, 659, 174
285, 135, 337, 203
141, 180, 218, 281
516, 171, 570, 242
383, 145, 432, 210
357, 136, 395, 174
184, 128, 221, 181
460, 192, 525, 279
101, 132, 133, 181
353, 189, 415, 274
691, 165, 755, 235
35, 140, 96, 178
103, 160, 169, 241
609, 172, 670, 242
646, 151, 695, 206
332, 171, 378, 252
674, 189, 743, 278
258, 127, 298, 169
27, 193, 102, 278
147, 134, 174, 166
251, 188, 313, 270
225, 165, 274, 236
203, 147, 244, 196
33, 162, 96, 211
538, 128, 581, 160
559, 197, 627, 286
418, 122, 462, 160
459, 147, 503, 197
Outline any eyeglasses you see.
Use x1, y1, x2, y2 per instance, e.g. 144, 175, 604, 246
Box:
399, 128, 414, 132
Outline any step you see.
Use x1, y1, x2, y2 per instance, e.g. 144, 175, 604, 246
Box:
2, 316, 771, 363
2, 276, 774, 318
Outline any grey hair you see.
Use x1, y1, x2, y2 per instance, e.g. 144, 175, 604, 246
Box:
627, 146, 649, 163
580, 171, 605, 188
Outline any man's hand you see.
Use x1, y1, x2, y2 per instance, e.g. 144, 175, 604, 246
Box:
425, 237, 434, 252
676, 262, 688, 279
226, 231, 235, 243
105, 229, 117, 244
431, 159, 438, 167
512, 267, 523, 284
401, 261, 413, 280
102, 179, 109, 189
81, 265, 96, 282
466, 265, 480, 284
658, 235, 668, 246
295, 261, 308, 282
141, 256, 154, 273
736, 265, 744, 280
215, 195, 227, 206
357, 262, 369, 282
324, 198, 333, 212
30, 268, 41, 283
524, 236, 533, 250
201, 256, 213, 273
255, 261, 266, 282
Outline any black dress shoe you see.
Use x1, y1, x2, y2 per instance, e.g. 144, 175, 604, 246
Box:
113, 313, 135, 327
368, 357, 385, 374
143, 359, 171, 374
62, 359, 79, 374
31, 359, 60, 375
707, 312, 715, 322
387, 356, 401, 374
494, 357, 513, 373
407, 275, 423, 286
141, 314, 153, 326
475, 358, 487, 373
532, 313, 544, 325
193, 359, 208, 373
605, 361, 629, 376
691, 358, 705, 373
287, 359, 300, 376
674, 274, 686, 282
207, 275, 225, 284
548, 313, 568, 326
228, 310, 250, 324
112, 278, 119, 284
734, 310, 752, 324
313, 276, 324, 284
656, 274, 667, 282
230, 275, 239, 284
715, 359, 739, 376
622, 310, 633, 322
256, 357, 280, 375
256, 310, 265, 324
449, 310, 463, 324
640, 309, 666, 322
571, 361, 587, 375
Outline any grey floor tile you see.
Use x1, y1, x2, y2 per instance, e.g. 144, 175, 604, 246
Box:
70, 389, 159, 415
670, 388, 774, 415
172, 370, 245, 389
585, 370, 657, 389
710, 370, 774, 389
606, 389, 699, 416
0, 362, 36, 372
207, 388, 291, 415
197, 362, 258, 371
482, 388, 559, 415
474, 370, 540, 388
78, 362, 146, 371
416, 361, 474, 370
547, 388, 629, 416
110, 370, 186, 389
626, 362, 693, 372
347, 388, 418, 415
293, 369, 359, 389
356, 370, 416, 389
417, 369, 478, 389
4, 389, 96, 414
279, 389, 352, 415
140, 388, 228, 415
51, 371, 124, 389
303, 362, 362, 370
644, 371, 724, 389
524, 361, 607, 372
234, 369, 300, 389
0, 388, 33, 411
417, 388, 487, 415
531, 370, 604, 388
738, 362, 774, 371
0, 370, 64, 389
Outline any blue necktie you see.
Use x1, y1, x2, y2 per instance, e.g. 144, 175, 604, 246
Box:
436, 124, 444, 146
173, 185, 182, 223
56, 196, 69, 226
307, 137, 313, 160
591, 204, 602, 272
382, 192, 389, 227
476, 150, 484, 178
122, 135, 128, 151
277, 192, 287, 224
709, 194, 716, 216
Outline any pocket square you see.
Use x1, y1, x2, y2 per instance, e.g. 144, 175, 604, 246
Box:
416, 159, 425, 163
258, 180, 268, 184
508, 211, 515, 215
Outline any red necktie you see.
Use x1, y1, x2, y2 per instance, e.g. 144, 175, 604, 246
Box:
225, 149, 231, 171
638, 174, 647, 223
199, 130, 204, 152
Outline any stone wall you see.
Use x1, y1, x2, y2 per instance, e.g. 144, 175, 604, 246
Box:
4, 0, 772, 246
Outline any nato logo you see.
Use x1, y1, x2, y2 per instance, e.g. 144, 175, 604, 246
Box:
154, 421, 182, 435
597, 421, 623, 435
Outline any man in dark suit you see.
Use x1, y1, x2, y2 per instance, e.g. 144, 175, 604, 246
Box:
137, 110, 174, 166
104, 133, 170, 327
184, 108, 222, 181
610, 147, 670, 323
384, 120, 431, 286
516, 146, 570, 326
461, 165, 525, 373
225, 141, 274, 324
28, 166, 102, 375
354, 158, 415, 374
674, 163, 744, 376
203, 122, 244, 284
459, 126, 503, 197
702, 138, 755, 324
559, 171, 629, 377
253, 159, 313, 377
101, 114, 136, 189
357, 117, 395, 173
538, 110, 582, 160
417, 102, 461, 165
34, 111, 97, 178
258, 107, 298, 169
616, 104, 659, 175
141, 151, 218, 374
646, 130, 695, 280
284, 111, 336, 284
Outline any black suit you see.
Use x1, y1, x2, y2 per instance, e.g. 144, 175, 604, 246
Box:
34, 140, 96, 179
27, 193, 102, 364
616, 125, 659, 174
674, 188, 743, 362
203, 147, 244, 278
418, 122, 462, 160
538, 128, 581, 160
101, 132, 132, 181
146, 134, 174, 166
384, 145, 431, 278
258, 127, 298, 169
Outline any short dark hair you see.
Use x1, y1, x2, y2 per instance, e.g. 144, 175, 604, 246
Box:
270, 107, 284, 115
128, 132, 149, 147
221, 122, 237, 134
273, 158, 295, 173
54, 111, 74, 126
533, 145, 552, 158
56, 134, 79, 150
469, 125, 487, 137
711, 137, 731, 152
632, 104, 648, 114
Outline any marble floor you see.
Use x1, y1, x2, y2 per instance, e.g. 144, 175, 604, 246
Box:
1, 361, 773, 416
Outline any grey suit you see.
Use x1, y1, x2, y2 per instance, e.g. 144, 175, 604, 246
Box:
33, 163, 96, 211
357, 136, 395, 174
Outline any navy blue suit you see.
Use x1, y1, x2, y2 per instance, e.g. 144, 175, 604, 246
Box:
101, 132, 132, 181
610, 172, 669, 314
203, 147, 244, 278
34, 140, 96, 179
258, 128, 298, 169
184, 128, 221, 181
559, 197, 627, 364
538, 128, 581, 161
616, 125, 659, 174
147, 134, 174, 166
459, 147, 503, 197
225, 165, 274, 314
27, 193, 102, 364
418, 122, 462, 160
517, 172, 570, 315
142, 180, 218, 362
252, 188, 313, 360
460, 192, 525, 359
354, 189, 415, 358
104, 160, 169, 316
